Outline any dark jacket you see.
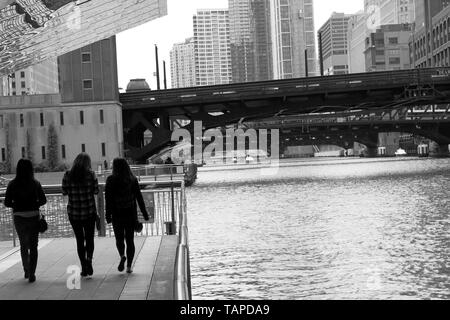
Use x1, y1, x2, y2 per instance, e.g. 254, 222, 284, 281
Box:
105, 175, 149, 222
4, 179, 47, 213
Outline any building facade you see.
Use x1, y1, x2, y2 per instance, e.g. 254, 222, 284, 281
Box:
365, 0, 415, 26
348, 12, 369, 73
318, 13, 353, 75
249, 0, 273, 81
0, 59, 59, 97
410, 1, 450, 68
170, 38, 196, 88
0, 94, 123, 173
364, 24, 413, 72
270, 0, 317, 79
193, 9, 232, 86
229, 0, 255, 83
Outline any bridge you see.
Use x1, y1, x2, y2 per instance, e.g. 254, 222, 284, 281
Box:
243, 105, 450, 156
119, 68, 450, 162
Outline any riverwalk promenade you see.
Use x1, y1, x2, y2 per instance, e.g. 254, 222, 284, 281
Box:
0, 236, 178, 300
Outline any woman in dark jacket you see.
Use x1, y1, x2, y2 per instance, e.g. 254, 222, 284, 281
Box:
105, 158, 152, 273
62, 153, 99, 278
4, 159, 47, 283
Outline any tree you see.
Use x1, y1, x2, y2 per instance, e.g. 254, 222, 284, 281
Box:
47, 122, 59, 170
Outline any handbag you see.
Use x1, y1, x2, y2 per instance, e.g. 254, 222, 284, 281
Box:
39, 214, 48, 233
134, 220, 143, 233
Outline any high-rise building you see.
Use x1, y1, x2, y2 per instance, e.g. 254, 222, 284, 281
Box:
0, 59, 59, 96
229, 0, 254, 83
193, 9, 232, 86
364, 0, 415, 26
364, 24, 413, 72
170, 38, 196, 88
411, 0, 450, 68
249, 0, 273, 81
57, 36, 119, 103
348, 12, 369, 73
318, 13, 353, 75
270, 0, 317, 79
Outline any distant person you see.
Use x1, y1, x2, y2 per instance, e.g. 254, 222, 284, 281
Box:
62, 153, 99, 278
4, 159, 47, 283
105, 158, 152, 273
104, 160, 108, 170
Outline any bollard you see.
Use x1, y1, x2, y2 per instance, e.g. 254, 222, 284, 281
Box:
165, 221, 176, 235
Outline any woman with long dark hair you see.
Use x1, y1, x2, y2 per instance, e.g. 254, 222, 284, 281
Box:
4, 159, 47, 283
62, 153, 99, 277
105, 158, 151, 273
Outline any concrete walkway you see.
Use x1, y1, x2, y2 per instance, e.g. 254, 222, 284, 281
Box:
0, 236, 178, 300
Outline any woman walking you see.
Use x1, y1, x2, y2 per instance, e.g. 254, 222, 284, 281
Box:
105, 158, 151, 273
62, 153, 99, 277
4, 159, 47, 283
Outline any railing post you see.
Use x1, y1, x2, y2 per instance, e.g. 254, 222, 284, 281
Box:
97, 186, 106, 237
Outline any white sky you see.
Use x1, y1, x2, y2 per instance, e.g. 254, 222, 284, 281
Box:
116, 0, 364, 91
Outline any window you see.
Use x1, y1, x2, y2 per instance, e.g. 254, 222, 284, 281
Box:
101, 143, 106, 157
80, 111, 84, 125
11, 82, 15, 89
40, 113, 44, 126
0, 115, 3, 129
60, 112, 64, 126
100, 109, 104, 124
81, 53, 91, 63
41, 146, 46, 160
20, 114, 24, 127
388, 37, 398, 44
1, 148, 5, 162
83, 80, 93, 89
81, 144, 86, 153
20, 71, 25, 78
61, 145, 66, 159
21, 81, 25, 89
389, 57, 401, 64
21, 147, 25, 159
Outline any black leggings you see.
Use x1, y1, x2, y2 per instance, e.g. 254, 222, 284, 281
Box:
112, 216, 135, 267
14, 215, 40, 276
70, 217, 95, 264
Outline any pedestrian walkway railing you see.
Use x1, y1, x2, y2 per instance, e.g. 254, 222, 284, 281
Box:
96, 164, 186, 182
0, 180, 185, 244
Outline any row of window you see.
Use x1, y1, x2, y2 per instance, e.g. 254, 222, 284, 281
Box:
1, 143, 107, 162
4, 109, 105, 128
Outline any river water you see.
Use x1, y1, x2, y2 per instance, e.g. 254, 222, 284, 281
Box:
186, 158, 450, 300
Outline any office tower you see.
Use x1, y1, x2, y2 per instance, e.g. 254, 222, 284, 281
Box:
318, 13, 353, 75
364, 24, 413, 72
348, 12, 369, 73
193, 9, 232, 86
0, 59, 59, 96
229, 0, 254, 83
270, 0, 317, 79
170, 38, 196, 88
58, 36, 119, 103
249, 0, 273, 81
411, 0, 449, 68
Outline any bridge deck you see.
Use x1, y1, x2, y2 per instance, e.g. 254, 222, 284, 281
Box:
0, 237, 178, 300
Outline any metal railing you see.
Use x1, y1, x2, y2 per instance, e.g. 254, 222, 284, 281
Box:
0, 180, 185, 244
96, 164, 186, 182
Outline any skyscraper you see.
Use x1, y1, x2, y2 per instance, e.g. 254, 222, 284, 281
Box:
170, 38, 196, 88
270, 0, 317, 79
249, 0, 273, 81
229, 0, 254, 83
365, 0, 415, 26
193, 9, 232, 86
318, 13, 353, 75
348, 12, 369, 73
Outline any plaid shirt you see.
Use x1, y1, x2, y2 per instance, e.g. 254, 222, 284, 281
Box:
62, 171, 99, 221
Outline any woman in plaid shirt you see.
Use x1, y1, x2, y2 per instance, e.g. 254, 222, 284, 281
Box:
62, 153, 99, 278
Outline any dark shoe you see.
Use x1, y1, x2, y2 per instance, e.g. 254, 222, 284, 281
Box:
118, 256, 126, 272
86, 259, 93, 276
126, 266, 133, 274
24, 271, 29, 279
80, 262, 88, 277
28, 275, 36, 283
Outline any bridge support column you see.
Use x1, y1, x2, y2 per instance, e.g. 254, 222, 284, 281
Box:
365, 147, 378, 158
430, 143, 450, 158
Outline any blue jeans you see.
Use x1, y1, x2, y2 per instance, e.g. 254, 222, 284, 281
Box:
14, 215, 40, 276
